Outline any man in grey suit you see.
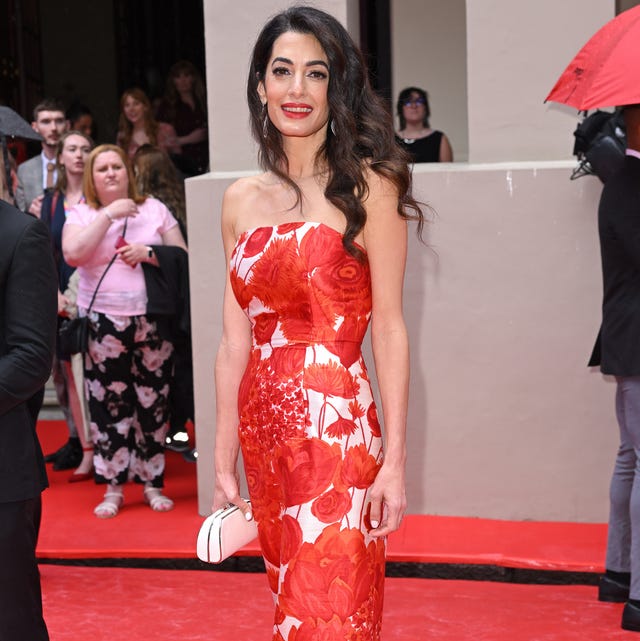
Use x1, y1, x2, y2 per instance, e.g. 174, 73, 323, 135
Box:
0, 198, 57, 640
15, 99, 67, 217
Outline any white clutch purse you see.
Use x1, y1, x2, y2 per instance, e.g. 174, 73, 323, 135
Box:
196, 501, 258, 564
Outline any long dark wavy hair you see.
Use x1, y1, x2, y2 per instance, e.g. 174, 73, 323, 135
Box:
248, 5, 423, 256
397, 87, 431, 130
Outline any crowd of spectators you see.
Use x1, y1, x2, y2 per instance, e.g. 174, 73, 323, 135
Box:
1, 59, 204, 516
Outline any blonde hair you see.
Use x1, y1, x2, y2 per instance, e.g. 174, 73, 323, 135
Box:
83, 144, 146, 209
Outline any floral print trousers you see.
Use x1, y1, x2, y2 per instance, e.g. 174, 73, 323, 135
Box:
84, 312, 173, 487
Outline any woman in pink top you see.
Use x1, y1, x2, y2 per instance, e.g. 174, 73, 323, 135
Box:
116, 87, 180, 160
62, 144, 187, 518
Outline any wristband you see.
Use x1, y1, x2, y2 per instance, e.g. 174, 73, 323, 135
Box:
104, 208, 114, 223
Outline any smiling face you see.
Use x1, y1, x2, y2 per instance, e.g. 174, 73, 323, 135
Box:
257, 31, 330, 141
92, 150, 129, 204
123, 95, 146, 125
58, 134, 91, 177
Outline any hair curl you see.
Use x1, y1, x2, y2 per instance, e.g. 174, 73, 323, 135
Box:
133, 144, 186, 224
248, 5, 422, 257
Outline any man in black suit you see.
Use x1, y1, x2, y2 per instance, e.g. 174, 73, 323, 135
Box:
0, 199, 57, 640
590, 105, 640, 633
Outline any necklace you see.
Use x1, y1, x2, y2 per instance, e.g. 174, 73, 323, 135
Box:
63, 193, 85, 217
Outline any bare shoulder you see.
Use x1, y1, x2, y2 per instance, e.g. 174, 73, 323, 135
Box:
221, 174, 270, 239
223, 173, 271, 211
363, 166, 400, 204
361, 166, 406, 254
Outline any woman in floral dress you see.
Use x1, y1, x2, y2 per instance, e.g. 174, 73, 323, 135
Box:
212, 6, 423, 640
62, 144, 187, 518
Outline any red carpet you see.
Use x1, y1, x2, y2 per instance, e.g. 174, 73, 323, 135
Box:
37, 420, 606, 573
38, 419, 625, 640
40, 566, 633, 641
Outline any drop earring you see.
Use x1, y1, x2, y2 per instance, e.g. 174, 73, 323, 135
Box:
262, 105, 269, 138
330, 119, 337, 136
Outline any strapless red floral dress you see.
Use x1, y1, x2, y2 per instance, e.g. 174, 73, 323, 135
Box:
230, 221, 386, 641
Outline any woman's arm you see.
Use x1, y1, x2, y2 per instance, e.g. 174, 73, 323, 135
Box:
116, 223, 188, 268
212, 183, 253, 517
362, 171, 410, 538
175, 127, 208, 147
62, 198, 139, 266
158, 122, 182, 155
439, 133, 454, 162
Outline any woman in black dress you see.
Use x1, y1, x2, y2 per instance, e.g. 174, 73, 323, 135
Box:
396, 86, 453, 163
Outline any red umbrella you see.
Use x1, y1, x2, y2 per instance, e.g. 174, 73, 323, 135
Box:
545, 5, 640, 110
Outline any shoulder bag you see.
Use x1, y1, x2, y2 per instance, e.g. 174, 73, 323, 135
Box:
58, 218, 128, 357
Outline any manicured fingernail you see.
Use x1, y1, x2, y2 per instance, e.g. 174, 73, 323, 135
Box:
245, 511, 253, 521
370, 520, 379, 528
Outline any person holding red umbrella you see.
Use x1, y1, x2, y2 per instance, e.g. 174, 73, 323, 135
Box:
588, 104, 640, 632
546, 7, 640, 632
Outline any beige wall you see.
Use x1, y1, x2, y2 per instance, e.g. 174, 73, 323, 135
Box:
391, 0, 468, 161
189, 0, 620, 522
466, 0, 613, 162
406, 164, 612, 520
391, 1, 615, 163
188, 164, 614, 522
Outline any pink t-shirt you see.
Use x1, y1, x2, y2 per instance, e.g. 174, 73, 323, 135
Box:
65, 197, 178, 316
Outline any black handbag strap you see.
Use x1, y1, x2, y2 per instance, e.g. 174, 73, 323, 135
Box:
85, 218, 128, 314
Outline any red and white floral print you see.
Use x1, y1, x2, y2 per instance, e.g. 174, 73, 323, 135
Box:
230, 222, 385, 640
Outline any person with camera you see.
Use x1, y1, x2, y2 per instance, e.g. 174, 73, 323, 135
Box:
590, 104, 640, 632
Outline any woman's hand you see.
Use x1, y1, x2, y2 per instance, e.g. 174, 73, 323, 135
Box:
367, 461, 407, 538
212, 470, 253, 520
104, 198, 138, 221
57, 291, 70, 316
115, 242, 152, 267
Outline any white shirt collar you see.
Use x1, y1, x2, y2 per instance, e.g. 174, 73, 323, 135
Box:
625, 149, 640, 160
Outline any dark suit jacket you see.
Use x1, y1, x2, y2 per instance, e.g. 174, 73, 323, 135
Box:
0, 200, 57, 502
589, 154, 640, 375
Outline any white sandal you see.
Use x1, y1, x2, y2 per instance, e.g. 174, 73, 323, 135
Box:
94, 491, 123, 519
143, 486, 174, 512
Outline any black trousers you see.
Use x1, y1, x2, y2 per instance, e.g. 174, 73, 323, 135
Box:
0, 496, 49, 641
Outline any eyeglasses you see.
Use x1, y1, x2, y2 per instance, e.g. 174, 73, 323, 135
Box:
403, 98, 426, 107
